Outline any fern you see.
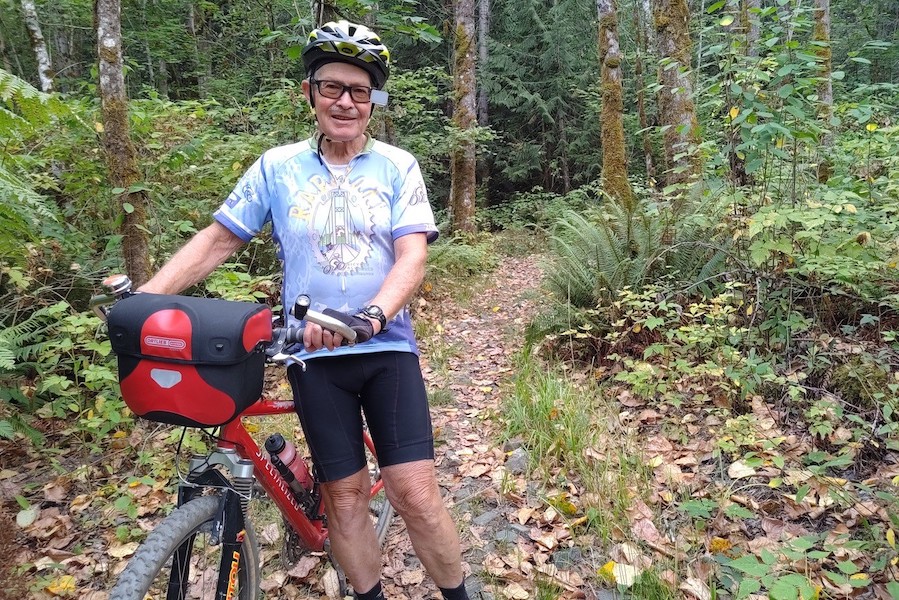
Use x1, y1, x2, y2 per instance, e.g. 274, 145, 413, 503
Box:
546, 201, 663, 309
544, 188, 733, 312
0, 70, 65, 263
0, 302, 69, 370
0, 69, 67, 132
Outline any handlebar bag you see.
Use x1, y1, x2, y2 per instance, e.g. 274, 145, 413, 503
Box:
106, 293, 273, 427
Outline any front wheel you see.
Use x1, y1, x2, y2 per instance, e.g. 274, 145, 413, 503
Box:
110, 495, 261, 600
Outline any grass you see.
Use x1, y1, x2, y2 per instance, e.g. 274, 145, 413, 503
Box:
502, 348, 661, 587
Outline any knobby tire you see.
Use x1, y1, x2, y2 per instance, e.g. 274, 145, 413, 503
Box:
110, 495, 261, 600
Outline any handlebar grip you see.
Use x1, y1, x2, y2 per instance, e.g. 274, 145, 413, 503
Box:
303, 308, 358, 344
282, 327, 303, 346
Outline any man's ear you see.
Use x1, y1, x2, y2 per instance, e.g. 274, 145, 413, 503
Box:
301, 79, 313, 107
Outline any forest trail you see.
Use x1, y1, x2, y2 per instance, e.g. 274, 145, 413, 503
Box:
379, 254, 549, 600
4, 255, 553, 600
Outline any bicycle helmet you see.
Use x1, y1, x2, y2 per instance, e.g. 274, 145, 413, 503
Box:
302, 21, 391, 90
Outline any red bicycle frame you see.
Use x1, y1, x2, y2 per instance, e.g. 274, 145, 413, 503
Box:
214, 395, 384, 552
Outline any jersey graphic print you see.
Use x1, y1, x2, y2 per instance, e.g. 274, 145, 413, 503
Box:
213, 137, 439, 357
302, 174, 375, 276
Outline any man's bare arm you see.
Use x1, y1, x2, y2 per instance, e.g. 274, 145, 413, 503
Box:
367, 232, 427, 324
138, 221, 245, 294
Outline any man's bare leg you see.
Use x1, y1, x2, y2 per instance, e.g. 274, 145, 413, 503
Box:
381, 460, 465, 588
321, 467, 382, 594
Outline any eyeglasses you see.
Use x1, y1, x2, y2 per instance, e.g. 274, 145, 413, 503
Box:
311, 79, 373, 103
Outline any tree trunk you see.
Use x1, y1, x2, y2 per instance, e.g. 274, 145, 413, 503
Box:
814, 0, 833, 183
634, 0, 656, 183
0, 31, 14, 74
312, 1, 339, 26
158, 59, 169, 97
744, 0, 760, 56
652, 0, 701, 189
0, 17, 26, 77
449, 0, 477, 235
597, 0, 633, 208
557, 110, 571, 194
477, 0, 489, 127
724, 0, 750, 186
186, 3, 208, 96
95, 0, 152, 286
20, 0, 53, 91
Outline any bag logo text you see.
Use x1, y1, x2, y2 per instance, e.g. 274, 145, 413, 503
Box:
144, 335, 187, 350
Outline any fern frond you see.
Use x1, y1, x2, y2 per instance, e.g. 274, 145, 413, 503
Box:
0, 69, 68, 132
0, 302, 69, 362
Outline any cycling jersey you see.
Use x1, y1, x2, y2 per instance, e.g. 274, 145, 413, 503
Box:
214, 135, 438, 359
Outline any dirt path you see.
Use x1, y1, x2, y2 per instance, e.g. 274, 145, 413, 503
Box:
379, 255, 545, 600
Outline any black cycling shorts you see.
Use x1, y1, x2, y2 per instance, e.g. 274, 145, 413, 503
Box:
286, 351, 434, 482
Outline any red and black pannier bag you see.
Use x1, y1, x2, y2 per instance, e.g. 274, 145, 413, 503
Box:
106, 293, 273, 427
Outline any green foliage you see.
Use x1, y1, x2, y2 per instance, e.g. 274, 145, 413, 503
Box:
0, 70, 68, 268
481, 184, 595, 232
606, 283, 780, 408
426, 234, 498, 280
714, 532, 896, 599
484, 0, 601, 195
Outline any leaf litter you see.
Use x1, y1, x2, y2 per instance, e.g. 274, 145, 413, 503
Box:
3, 254, 899, 598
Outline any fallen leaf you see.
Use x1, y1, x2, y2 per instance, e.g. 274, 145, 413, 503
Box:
286, 555, 319, 579
728, 460, 757, 479
502, 582, 530, 599
45, 575, 76, 595
70, 495, 92, 512
16, 505, 39, 528
516, 507, 535, 525
529, 528, 558, 550
321, 567, 341, 599
632, 518, 662, 543
398, 569, 425, 586
680, 577, 713, 600
107, 542, 139, 559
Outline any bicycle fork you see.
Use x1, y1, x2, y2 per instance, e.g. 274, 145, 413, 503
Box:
169, 448, 255, 600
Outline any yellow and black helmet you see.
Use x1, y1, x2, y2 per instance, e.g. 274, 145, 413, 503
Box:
302, 21, 391, 89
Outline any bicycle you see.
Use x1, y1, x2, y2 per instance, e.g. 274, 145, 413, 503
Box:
91, 274, 395, 600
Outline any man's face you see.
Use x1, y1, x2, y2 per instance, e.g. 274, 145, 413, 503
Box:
302, 61, 373, 144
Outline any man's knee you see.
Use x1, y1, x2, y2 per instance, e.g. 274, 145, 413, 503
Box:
324, 470, 371, 517
383, 465, 444, 518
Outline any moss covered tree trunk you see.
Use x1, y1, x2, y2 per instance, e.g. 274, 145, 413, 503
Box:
450, 0, 477, 234
814, 0, 833, 183
20, 0, 53, 92
652, 0, 701, 189
477, 0, 489, 127
633, 1, 656, 184
597, 0, 633, 208
95, 0, 152, 286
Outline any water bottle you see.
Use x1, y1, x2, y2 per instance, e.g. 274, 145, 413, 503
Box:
264, 433, 314, 497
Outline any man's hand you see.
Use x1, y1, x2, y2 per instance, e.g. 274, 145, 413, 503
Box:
303, 309, 375, 352
322, 308, 375, 342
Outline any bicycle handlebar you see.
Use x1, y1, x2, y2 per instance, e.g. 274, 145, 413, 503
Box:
89, 275, 359, 354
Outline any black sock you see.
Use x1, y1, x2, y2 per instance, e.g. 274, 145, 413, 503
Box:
355, 581, 385, 600
439, 581, 470, 600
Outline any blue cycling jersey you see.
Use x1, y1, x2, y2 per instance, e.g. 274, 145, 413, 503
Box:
214, 134, 438, 358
